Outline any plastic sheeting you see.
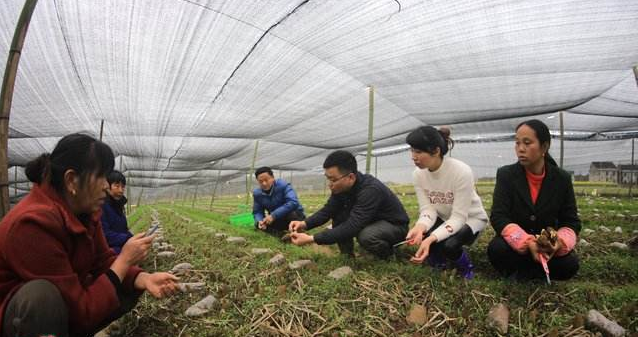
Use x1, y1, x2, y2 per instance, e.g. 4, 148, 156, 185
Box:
1, 0, 638, 192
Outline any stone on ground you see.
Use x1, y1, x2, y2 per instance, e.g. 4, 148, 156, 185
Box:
609, 242, 628, 250
586, 309, 626, 337
226, 236, 246, 244
251, 248, 272, 255
328, 266, 353, 280
177, 282, 206, 292
406, 304, 427, 326
288, 259, 314, 270
269, 254, 286, 265
185, 295, 218, 317
487, 303, 509, 334
157, 251, 176, 258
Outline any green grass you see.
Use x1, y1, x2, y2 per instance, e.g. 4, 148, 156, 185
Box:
119, 182, 638, 337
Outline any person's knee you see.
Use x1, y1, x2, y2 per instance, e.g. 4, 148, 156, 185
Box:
554, 254, 580, 280
6, 279, 68, 331
22, 279, 66, 310
357, 230, 389, 258
487, 236, 509, 257
441, 238, 463, 259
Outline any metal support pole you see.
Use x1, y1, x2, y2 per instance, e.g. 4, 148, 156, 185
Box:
0, 0, 39, 218
247, 140, 259, 204
99, 119, 104, 141
192, 185, 198, 208
245, 173, 250, 205
374, 156, 378, 177
365, 86, 374, 174
126, 174, 131, 215
559, 111, 564, 169
13, 166, 17, 198
136, 188, 143, 208
630, 138, 635, 198
210, 160, 223, 211
323, 177, 327, 197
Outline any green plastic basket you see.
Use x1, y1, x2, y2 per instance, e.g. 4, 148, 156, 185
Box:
229, 212, 254, 227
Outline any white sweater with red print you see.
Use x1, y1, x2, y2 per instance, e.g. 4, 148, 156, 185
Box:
413, 157, 488, 241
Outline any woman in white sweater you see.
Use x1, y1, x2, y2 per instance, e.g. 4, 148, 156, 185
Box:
404, 126, 488, 279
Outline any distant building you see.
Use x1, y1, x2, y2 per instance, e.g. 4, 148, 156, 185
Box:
589, 162, 617, 183
618, 164, 638, 185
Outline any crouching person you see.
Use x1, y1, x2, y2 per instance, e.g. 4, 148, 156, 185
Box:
252, 166, 305, 236
488, 120, 580, 281
404, 126, 488, 279
289, 150, 409, 259
0, 134, 179, 337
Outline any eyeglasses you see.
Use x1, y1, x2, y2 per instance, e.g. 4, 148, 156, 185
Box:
326, 172, 350, 183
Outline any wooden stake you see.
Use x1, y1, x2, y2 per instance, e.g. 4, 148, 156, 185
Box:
0, 0, 39, 218
366, 86, 374, 174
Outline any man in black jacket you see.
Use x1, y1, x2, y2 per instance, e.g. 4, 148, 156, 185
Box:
289, 151, 409, 259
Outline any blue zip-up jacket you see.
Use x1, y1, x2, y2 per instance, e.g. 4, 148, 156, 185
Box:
252, 179, 304, 222
100, 195, 132, 254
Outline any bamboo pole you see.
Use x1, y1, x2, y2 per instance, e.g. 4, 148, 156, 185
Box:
630, 138, 635, 198
246, 140, 259, 204
192, 185, 198, 208
559, 111, 564, 168
209, 160, 223, 211
136, 188, 143, 208
0, 0, 39, 218
365, 86, 374, 174
99, 119, 104, 141
126, 174, 131, 215
13, 166, 17, 198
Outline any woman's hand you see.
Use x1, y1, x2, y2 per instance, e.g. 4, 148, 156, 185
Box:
134, 272, 179, 298
405, 223, 426, 246
537, 238, 562, 260
528, 240, 546, 263
111, 233, 154, 281
410, 235, 437, 264
119, 233, 154, 266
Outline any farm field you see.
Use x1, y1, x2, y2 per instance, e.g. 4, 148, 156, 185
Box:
118, 182, 638, 337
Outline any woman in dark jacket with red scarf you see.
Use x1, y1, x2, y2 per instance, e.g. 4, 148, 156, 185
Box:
488, 120, 581, 281
0, 134, 178, 337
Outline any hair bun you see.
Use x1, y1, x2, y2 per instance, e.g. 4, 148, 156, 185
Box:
438, 126, 451, 140
24, 153, 51, 184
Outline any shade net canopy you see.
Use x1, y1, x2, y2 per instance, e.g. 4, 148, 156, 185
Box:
2, 0, 638, 199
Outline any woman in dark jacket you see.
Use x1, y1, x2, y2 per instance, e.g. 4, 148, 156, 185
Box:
488, 119, 581, 281
0, 134, 178, 337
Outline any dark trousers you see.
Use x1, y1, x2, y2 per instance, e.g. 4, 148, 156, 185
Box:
255, 210, 305, 235
426, 218, 479, 260
2, 279, 140, 337
487, 236, 579, 280
335, 220, 408, 259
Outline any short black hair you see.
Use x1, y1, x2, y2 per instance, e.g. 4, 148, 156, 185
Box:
107, 170, 126, 186
255, 166, 274, 179
323, 150, 357, 175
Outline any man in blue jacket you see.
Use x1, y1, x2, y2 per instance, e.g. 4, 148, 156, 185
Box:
253, 166, 305, 235
101, 170, 132, 254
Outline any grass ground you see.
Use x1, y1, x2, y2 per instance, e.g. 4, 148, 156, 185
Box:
119, 182, 638, 337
